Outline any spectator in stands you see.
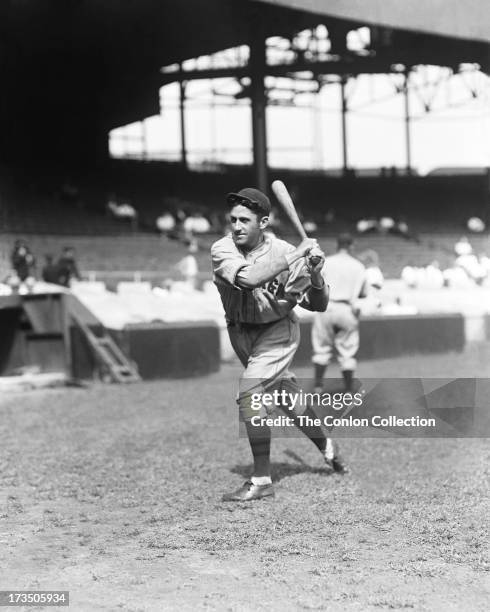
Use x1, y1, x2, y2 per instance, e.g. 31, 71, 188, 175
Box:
0, 281, 12, 296
379, 216, 395, 233
479, 253, 490, 278
194, 213, 211, 234
303, 219, 318, 234
182, 215, 195, 241
106, 193, 118, 214
175, 207, 187, 227
361, 250, 384, 290
156, 211, 176, 237
454, 236, 473, 257
442, 266, 472, 288
455, 250, 486, 284
424, 260, 444, 289
107, 195, 138, 230
183, 211, 211, 235
356, 218, 378, 234
10, 239, 36, 282
57, 247, 82, 287
390, 216, 419, 242
401, 263, 417, 288
41, 254, 60, 285
3, 271, 21, 293
359, 250, 383, 309
176, 240, 199, 290
467, 217, 486, 233
118, 199, 137, 221
396, 218, 410, 236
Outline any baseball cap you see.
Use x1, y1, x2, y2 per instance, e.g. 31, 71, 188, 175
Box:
226, 187, 271, 216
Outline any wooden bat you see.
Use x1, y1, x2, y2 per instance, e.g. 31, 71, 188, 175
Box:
271, 180, 322, 265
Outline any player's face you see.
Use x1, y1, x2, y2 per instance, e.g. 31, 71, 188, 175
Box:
229, 205, 268, 251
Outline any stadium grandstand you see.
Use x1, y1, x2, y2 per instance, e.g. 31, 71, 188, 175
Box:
1, 0, 489, 379
1, 162, 489, 282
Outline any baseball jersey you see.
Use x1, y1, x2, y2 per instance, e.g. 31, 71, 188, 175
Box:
321, 251, 367, 303
211, 233, 310, 324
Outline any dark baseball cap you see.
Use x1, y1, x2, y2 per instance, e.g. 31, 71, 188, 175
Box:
226, 187, 271, 216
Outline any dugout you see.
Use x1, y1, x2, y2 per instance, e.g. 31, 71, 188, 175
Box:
0, 291, 221, 381
71, 321, 221, 380
0, 292, 74, 376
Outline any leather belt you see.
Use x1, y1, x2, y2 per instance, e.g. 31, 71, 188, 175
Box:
227, 320, 277, 329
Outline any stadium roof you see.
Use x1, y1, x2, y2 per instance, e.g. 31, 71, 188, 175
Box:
259, 0, 490, 43
1, 0, 488, 166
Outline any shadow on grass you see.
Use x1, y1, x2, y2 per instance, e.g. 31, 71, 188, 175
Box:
231, 449, 328, 483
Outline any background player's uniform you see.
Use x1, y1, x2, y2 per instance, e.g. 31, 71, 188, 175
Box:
212, 233, 316, 420
312, 251, 367, 371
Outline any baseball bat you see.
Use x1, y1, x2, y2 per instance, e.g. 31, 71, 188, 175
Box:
271, 180, 322, 265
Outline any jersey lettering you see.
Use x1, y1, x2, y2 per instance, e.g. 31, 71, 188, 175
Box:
263, 279, 285, 298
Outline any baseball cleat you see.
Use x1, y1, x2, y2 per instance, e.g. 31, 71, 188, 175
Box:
222, 481, 274, 502
323, 438, 349, 474
332, 453, 349, 474
323, 457, 335, 475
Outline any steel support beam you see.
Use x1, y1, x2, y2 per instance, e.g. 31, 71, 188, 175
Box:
340, 76, 349, 175
404, 70, 412, 173
160, 58, 421, 86
141, 120, 148, 161
249, 23, 268, 192
179, 77, 188, 169
486, 168, 490, 229
160, 61, 385, 86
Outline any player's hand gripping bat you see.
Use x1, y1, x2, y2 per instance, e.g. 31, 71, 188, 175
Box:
271, 180, 322, 266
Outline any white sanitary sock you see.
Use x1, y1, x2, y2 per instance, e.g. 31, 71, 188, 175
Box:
324, 438, 335, 461
251, 476, 272, 486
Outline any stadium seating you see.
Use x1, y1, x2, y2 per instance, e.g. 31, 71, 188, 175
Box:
1, 162, 488, 280
2, 232, 488, 281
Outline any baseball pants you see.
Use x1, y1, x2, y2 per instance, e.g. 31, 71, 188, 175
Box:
311, 302, 359, 371
227, 313, 305, 421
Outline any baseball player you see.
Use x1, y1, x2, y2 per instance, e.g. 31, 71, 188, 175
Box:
311, 233, 368, 393
212, 187, 347, 503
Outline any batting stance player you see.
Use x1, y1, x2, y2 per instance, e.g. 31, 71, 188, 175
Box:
312, 233, 368, 393
212, 187, 347, 502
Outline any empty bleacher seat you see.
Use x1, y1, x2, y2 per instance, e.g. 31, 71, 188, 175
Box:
71, 281, 107, 293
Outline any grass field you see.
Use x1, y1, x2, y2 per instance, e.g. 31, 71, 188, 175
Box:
1, 346, 489, 611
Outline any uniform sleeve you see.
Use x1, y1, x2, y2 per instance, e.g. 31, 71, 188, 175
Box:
358, 265, 369, 298
358, 278, 369, 298
298, 282, 329, 312
211, 241, 247, 287
283, 246, 311, 298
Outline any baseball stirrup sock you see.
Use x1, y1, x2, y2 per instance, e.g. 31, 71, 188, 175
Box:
342, 369, 353, 392
314, 363, 327, 387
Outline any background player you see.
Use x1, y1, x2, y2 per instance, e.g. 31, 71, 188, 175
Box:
312, 233, 368, 393
212, 187, 346, 503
